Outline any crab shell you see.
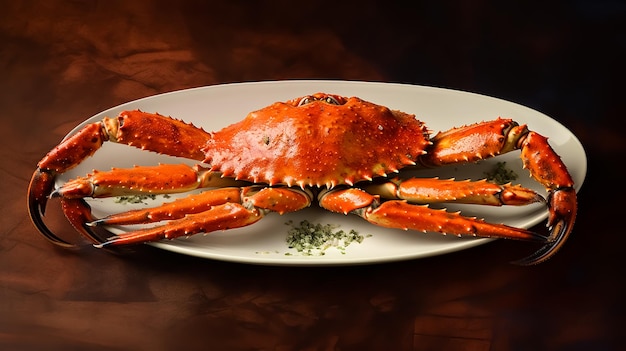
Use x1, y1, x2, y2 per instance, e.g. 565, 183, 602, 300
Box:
204, 94, 431, 188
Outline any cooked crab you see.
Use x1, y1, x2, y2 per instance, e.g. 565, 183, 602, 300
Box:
28, 93, 577, 265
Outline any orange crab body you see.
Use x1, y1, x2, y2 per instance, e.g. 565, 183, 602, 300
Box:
28, 93, 577, 265
205, 95, 430, 188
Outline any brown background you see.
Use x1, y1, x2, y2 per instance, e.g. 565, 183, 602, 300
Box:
1, 1, 624, 350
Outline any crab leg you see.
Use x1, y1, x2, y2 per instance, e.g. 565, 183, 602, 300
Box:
94, 186, 312, 247
318, 188, 545, 242
91, 185, 311, 227
363, 178, 543, 206
59, 198, 119, 246
52, 164, 248, 199
43, 164, 250, 246
418, 118, 576, 264
90, 188, 243, 226
93, 203, 263, 247
28, 110, 213, 246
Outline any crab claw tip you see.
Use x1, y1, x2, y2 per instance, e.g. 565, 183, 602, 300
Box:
512, 188, 576, 265
28, 169, 54, 215
86, 219, 102, 227
27, 169, 78, 248
93, 235, 127, 249
511, 222, 571, 266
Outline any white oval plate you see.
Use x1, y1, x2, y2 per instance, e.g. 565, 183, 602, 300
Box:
59, 81, 586, 266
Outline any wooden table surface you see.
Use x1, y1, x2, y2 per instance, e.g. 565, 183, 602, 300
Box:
1, 1, 623, 350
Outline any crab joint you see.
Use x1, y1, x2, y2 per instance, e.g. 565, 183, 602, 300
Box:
242, 186, 313, 214
318, 187, 379, 215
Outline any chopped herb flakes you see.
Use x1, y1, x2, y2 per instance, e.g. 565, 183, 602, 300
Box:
484, 162, 518, 185
284, 220, 366, 256
114, 194, 170, 205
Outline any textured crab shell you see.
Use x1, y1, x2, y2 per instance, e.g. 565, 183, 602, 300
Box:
202, 95, 431, 188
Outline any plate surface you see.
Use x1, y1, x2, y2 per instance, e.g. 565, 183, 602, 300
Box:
59, 80, 587, 265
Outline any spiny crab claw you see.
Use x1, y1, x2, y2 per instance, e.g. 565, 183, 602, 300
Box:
27, 119, 112, 248
28, 169, 75, 247
28, 169, 115, 248
513, 187, 577, 265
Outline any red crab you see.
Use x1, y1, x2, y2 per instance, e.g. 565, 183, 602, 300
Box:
28, 93, 577, 265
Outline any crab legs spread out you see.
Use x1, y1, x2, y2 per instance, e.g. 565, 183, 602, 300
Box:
28, 93, 577, 265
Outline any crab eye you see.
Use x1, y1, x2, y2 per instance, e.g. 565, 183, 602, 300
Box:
297, 95, 342, 106
324, 96, 340, 105
297, 96, 313, 106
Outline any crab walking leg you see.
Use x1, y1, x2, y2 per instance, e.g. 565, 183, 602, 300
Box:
318, 188, 546, 242
51, 165, 251, 245
365, 201, 545, 241
90, 188, 244, 226
363, 178, 544, 206
52, 164, 248, 199
60, 198, 119, 245
59, 188, 244, 245
418, 118, 576, 264
91, 186, 312, 227
96, 203, 264, 247
94, 186, 312, 247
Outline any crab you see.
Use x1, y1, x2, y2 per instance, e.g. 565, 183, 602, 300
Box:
28, 93, 577, 265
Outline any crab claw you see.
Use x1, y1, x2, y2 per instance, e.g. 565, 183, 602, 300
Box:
27, 169, 76, 248
28, 169, 114, 248
27, 121, 109, 247
513, 187, 577, 266
511, 130, 578, 265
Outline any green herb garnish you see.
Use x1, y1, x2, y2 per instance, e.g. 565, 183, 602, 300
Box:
114, 194, 170, 204
284, 220, 366, 256
484, 162, 518, 185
